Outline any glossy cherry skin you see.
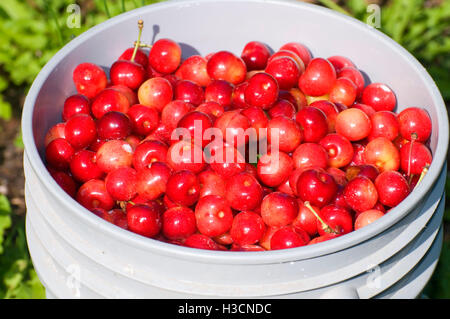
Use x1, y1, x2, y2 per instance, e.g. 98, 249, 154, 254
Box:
225, 172, 263, 211
48, 168, 77, 198
241, 41, 271, 71
137, 77, 173, 112
166, 170, 200, 207
184, 233, 226, 251
207, 51, 247, 85
375, 171, 410, 207
345, 164, 379, 182
149, 38, 182, 74
162, 206, 197, 240
195, 195, 233, 237
136, 161, 172, 201
279, 42, 312, 66
270, 226, 309, 250
204, 80, 234, 107
45, 123, 66, 147
267, 116, 302, 153
214, 110, 251, 148
337, 67, 365, 97
292, 143, 328, 171
196, 101, 224, 120
174, 80, 205, 106
309, 100, 339, 133
69, 149, 104, 182
230, 211, 266, 246
352, 103, 376, 117
231, 82, 249, 109
95, 140, 133, 173
207, 142, 246, 178
308, 233, 338, 245
292, 201, 319, 237
327, 56, 355, 73
265, 56, 301, 90
97, 111, 132, 140
268, 99, 296, 120
76, 179, 114, 211
295, 106, 328, 143
261, 192, 299, 227
72, 62, 108, 99
118, 47, 148, 68
397, 107, 432, 142
244, 72, 279, 109
45, 138, 75, 170
91, 88, 131, 119
343, 176, 378, 213
317, 205, 353, 236
297, 169, 338, 208
175, 110, 213, 147
354, 209, 385, 230
109, 84, 138, 105
298, 58, 336, 96
64, 114, 97, 149
257, 151, 294, 187
268, 50, 305, 74
368, 111, 399, 141
105, 167, 138, 201
319, 133, 354, 168
166, 140, 206, 174
127, 104, 159, 136
335, 108, 371, 141
198, 169, 227, 198
110, 60, 146, 90
127, 204, 162, 238
161, 100, 194, 130
241, 106, 269, 140
328, 77, 357, 107
175, 55, 212, 87
400, 141, 432, 176
361, 83, 397, 112
62, 94, 90, 121
132, 140, 168, 170
363, 137, 400, 172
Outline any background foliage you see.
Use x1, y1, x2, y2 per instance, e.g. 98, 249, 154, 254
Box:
0, 0, 448, 299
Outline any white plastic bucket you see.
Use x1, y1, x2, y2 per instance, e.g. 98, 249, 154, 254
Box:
22, 0, 449, 299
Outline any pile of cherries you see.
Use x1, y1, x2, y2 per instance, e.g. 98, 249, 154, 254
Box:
44, 20, 433, 251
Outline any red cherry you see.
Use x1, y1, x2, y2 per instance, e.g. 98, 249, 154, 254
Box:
225, 172, 263, 211
317, 205, 353, 236
162, 206, 197, 240
345, 164, 379, 182
292, 201, 319, 237
76, 179, 114, 211
241, 106, 269, 140
214, 110, 251, 148
343, 176, 378, 213
174, 80, 205, 106
292, 142, 328, 171
176, 111, 213, 148
198, 169, 227, 198
69, 149, 104, 182
337, 67, 365, 97
375, 171, 410, 207
308, 233, 338, 245
62, 94, 90, 121
400, 141, 432, 176
64, 114, 97, 149
361, 83, 397, 112
196, 101, 224, 119
137, 77, 173, 112
257, 151, 294, 187
335, 108, 371, 141
96, 140, 133, 173
354, 209, 385, 230
149, 39, 182, 74
48, 168, 77, 198
328, 77, 357, 107
45, 123, 66, 147
97, 111, 132, 140
319, 133, 354, 168
368, 111, 399, 141
127, 104, 159, 136
270, 226, 309, 250
295, 106, 328, 143
397, 107, 432, 142
207, 142, 246, 178
309, 100, 339, 133
136, 162, 171, 201
91, 88, 130, 119
244, 72, 279, 109
268, 99, 296, 120
204, 80, 234, 107
363, 137, 400, 172
195, 195, 233, 237
261, 192, 299, 227
175, 55, 212, 87
268, 50, 305, 74
73, 62, 108, 99
161, 100, 194, 130
327, 56, 355, 73
45, 138, 75, 170
207, 51, 247, 85
267, 116, 302, 153
105, 167, 137, 201
265, 56, 301, 90
184, 233, 225, 251
132, 140, 168, 170
110, 60, 146, 90
166, 170, 200, 207
167, 140, 206, 174
279, 42, 311, 66
297, 169, 338, 208
118, 47, 148, 68
127, 204, 162, 238
241, 41, 271, 71
298, 58, 336, 96
230, 211, 266, 246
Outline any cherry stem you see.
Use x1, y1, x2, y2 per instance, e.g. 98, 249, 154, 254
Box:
304, 201, 337, 234
407, 132, 418, 178
130, 19, 144, 62
415, 164, 430, 188
133, 41, 152, 48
